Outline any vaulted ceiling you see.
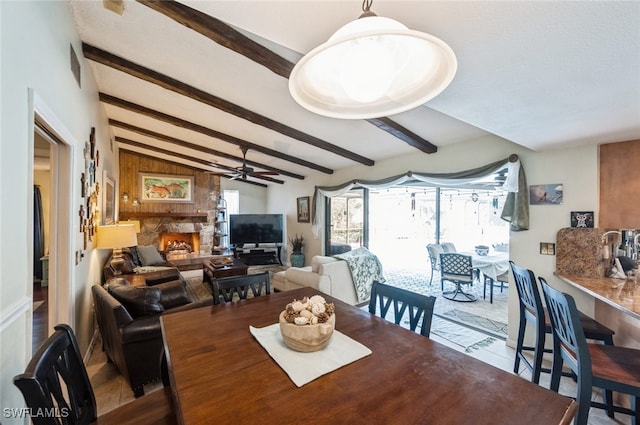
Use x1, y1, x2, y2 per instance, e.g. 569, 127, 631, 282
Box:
68, 1, 640, 187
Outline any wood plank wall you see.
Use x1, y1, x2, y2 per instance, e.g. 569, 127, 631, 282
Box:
599, 139, 640, 229
119, 151, 220, 217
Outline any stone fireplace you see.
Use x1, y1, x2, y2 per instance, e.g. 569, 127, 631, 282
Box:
135, 217, 213, 255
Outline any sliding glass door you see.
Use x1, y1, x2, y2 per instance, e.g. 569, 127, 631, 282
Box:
325, 188, 367, 255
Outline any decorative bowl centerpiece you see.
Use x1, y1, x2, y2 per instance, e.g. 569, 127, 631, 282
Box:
279, 295, 335, 352
475, 245, 490, 256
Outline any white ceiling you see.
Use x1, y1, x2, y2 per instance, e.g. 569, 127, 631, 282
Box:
68, 0, 640, 186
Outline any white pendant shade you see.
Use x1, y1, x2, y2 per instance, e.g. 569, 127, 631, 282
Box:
289, 15, 457, 119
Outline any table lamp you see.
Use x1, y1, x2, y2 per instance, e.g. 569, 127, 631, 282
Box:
97, 224, 138, 276
117, 220, 141, 233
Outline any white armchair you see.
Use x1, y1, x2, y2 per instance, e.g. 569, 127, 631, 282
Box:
273, 255, 360, 305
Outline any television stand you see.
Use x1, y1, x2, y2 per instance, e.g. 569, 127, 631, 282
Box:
234, 246, 282, 266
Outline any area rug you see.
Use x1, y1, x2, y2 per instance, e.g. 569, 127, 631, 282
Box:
33, 301, 44, 311
368, 305, 496, 352
440, 309, 508, 340
429, 317, 496, 352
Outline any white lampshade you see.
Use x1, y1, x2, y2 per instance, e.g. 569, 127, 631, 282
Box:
97, 224, 138, 250
289, 10, 457, 119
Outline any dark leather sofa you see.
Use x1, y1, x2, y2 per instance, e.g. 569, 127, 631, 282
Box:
92, 277, 212, 397
102, 246, 181, 285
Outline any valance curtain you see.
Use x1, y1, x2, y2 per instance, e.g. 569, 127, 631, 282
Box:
311, 155, 529, 238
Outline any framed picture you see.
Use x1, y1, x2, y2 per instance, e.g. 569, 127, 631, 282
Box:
570, 211, 594, 228
297, 196, 310, 223
140, 173, 194, 203
529, 183, 563, 205
102, 171, 115, 225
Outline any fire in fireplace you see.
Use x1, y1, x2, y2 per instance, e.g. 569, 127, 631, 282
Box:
159, 232, 200, 254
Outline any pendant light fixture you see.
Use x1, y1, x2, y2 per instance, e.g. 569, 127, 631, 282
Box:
289, 0, 457, 119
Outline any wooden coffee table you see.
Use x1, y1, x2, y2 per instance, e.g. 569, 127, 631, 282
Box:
203, 257, 249, 283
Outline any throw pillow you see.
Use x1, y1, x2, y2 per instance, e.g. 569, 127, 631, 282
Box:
108, 283, 164, 317
154, 280, 192, 309
137, 245, 165, 266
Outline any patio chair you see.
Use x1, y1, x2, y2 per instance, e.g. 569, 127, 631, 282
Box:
426, 244, 444, 285
440, 253, 476, 302
441, 242, 457, 253
483, 271, 508, 304
368, 281, 437, 338
14, 324, 176, 425
540, 278, 639, 425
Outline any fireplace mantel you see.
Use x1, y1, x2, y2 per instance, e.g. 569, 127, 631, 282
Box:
120, 212, 208, 219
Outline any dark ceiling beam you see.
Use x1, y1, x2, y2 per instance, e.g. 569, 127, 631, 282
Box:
137, 0, 293, 78
366, 117, 437, 154
109, 119, 305, 180
100, 93, 331, 175
100, 96, 331, 176
135, 0, 437, 154
83, 43, 374, 166
117, 139, 273, 186
118, 147, 268, 188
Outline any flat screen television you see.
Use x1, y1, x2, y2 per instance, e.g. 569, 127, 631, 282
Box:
229, 214, 284, 246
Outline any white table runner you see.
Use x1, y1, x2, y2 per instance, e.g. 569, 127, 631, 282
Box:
249, 323, 372, 387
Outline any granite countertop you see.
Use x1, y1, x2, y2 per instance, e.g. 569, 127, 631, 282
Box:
555, 273, 640, 320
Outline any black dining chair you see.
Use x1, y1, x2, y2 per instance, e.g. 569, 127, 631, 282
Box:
509, 261, 615, 385
13, 324, 176, 425
440, 253, 476, 302
368, 281, 437, 338
212, 271, 271, 304
540, 278, 640, 425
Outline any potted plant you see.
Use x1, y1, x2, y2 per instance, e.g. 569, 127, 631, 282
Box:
289, 233, 305, 267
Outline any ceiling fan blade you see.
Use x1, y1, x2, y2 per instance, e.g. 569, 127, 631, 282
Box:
253, 171, 279, 176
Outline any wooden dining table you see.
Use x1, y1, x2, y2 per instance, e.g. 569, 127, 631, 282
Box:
161, 288, 576, 425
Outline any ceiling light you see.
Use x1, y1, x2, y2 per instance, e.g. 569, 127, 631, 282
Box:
289, 0, 457, 119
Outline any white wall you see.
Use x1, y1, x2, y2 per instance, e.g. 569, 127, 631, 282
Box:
266, 136, 601, 344
221, 179, 268, 214
1, 2, 116, 418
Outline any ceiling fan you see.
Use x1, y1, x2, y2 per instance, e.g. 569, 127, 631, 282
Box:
209, 146, 280, 182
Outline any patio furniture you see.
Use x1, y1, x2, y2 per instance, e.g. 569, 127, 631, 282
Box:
426, 243, 444, 285
483, 270, 508, 303
368, 280, 437, 338
440, 253, 476, 302
541, 278, 639, 425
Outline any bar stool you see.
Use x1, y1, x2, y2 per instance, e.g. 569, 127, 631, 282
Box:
509, 261, 615, 384
540, 278, 639, 425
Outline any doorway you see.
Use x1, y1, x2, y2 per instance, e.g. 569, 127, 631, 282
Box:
32, 131, 53, 350
30, 91, 75, 350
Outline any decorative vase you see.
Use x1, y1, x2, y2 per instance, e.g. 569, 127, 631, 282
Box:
290, 252, 305, 267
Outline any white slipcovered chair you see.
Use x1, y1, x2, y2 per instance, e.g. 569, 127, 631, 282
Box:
273, 255, 360, 305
